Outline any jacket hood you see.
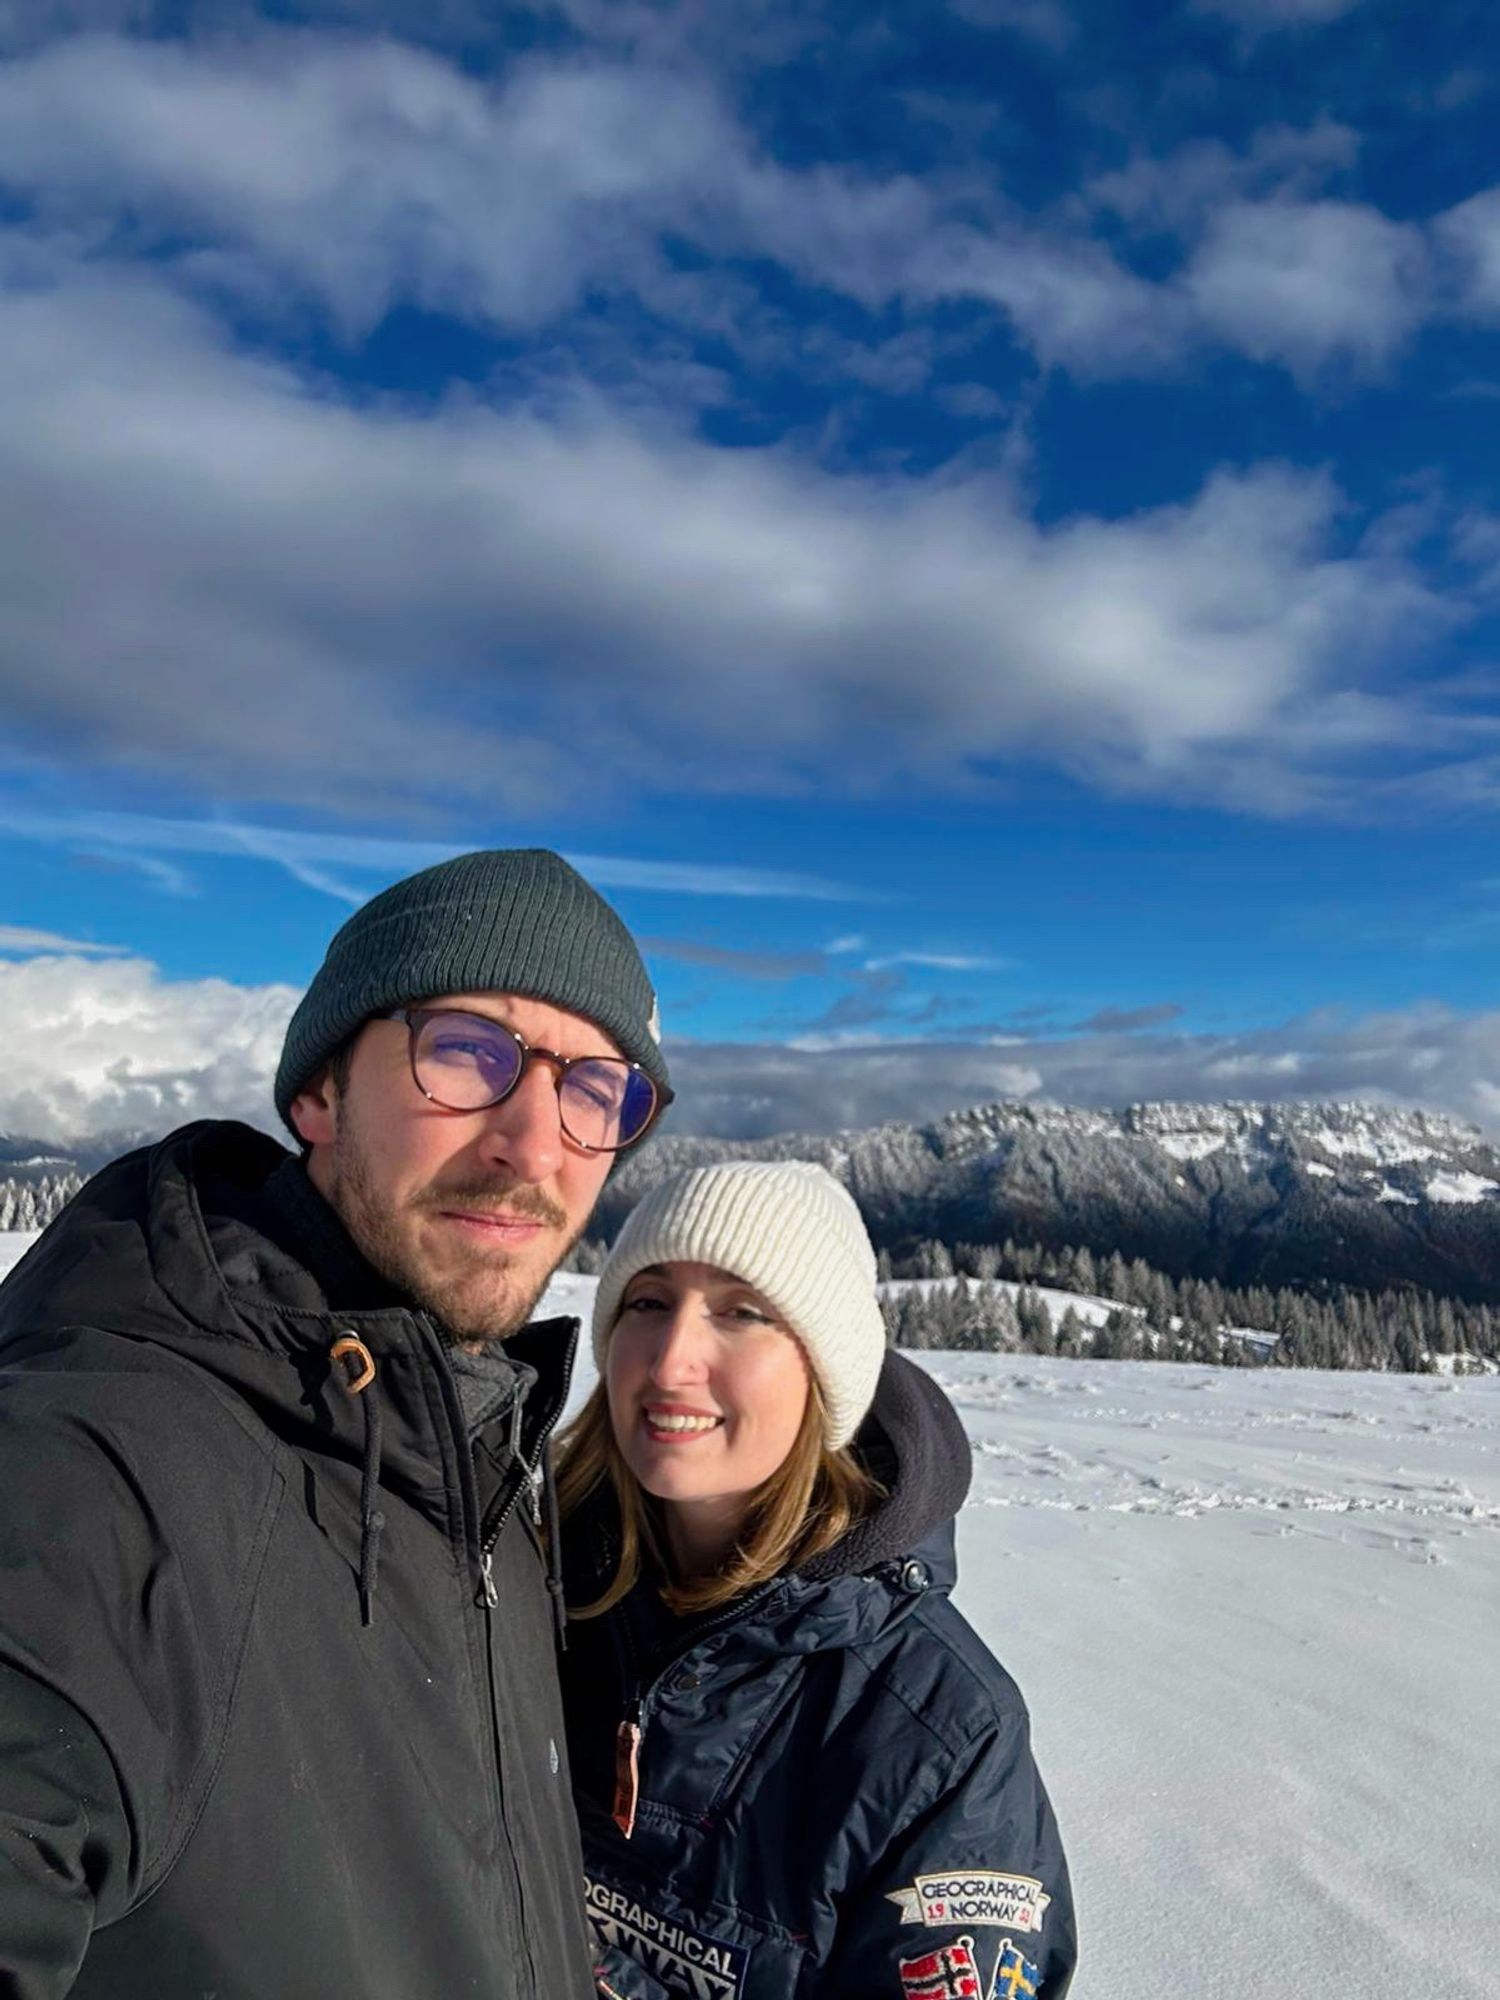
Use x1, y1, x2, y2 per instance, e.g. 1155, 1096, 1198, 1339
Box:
798, 1344, 972, 1587
0, 1120, 401, 1354
0, 1121, 579, 1538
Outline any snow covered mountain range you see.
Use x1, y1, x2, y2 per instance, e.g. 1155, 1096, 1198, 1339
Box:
599, 1099, 1500, 1302
8, 1097, 1500, 1301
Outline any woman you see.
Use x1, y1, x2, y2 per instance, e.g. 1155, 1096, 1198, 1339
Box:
557, 1160, 1075, 2000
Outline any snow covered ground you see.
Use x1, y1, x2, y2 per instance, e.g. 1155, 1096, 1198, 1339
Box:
0, 1232, 37, 1275
3, 1241, 1495, 1996
926, 1353, 1499, 2000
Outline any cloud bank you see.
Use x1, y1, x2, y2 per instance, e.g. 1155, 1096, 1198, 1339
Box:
0, 956, 296, 1144
0, 27, 1496, 825
6, 955, 1500, 1150
0, 229, 1467, 822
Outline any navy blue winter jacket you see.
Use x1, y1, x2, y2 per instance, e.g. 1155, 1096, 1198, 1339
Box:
559, 1350, 1076, 2000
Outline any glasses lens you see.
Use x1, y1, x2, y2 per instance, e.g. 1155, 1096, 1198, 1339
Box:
559, 1060, 657, 1151
412, 1011, 524, 1110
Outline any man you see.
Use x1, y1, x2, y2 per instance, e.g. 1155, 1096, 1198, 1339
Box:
0, 849, 671, 1999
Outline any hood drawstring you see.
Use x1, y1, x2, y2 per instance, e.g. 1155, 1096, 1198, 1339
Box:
540, 1444, 568, 1652
329, 1335, 385, 1628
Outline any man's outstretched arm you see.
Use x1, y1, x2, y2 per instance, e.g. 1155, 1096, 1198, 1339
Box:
0, 1664, 133, 2000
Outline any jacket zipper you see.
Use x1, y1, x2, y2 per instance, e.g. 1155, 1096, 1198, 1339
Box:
477, 1330, 576, 1597
609, 1579, 784, 1836
474, 1333, 576, 2000
422, 1311, 578, 2000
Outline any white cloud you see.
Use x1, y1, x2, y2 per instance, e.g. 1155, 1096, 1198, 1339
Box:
1436, 185, 1500, 322
1086, 120, 1361, 235
944, 0, 1073, 49
669, 1003, 1500, 1138
864, 952, 1015, 972
0, 34, 747, 333
1190, 0, 1365, 25
0, 29, 1474, 390
0, 955, 296, 1142
0, 238, 1462, 821
0, 924, 126, 955
0, 29, 1343, 381
0, 810, 857, 905
1184, 199, 1428, 378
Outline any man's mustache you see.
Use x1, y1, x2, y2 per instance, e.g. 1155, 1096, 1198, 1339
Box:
419, 1182, 568, 1231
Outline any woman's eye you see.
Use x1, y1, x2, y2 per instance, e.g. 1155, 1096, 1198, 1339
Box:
622, 1295, 668, 1314
722, 1303, 773, 1324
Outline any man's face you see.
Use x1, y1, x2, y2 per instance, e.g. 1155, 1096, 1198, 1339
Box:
292, 991, 618, 1345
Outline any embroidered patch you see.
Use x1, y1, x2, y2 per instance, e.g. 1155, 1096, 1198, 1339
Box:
887, 1871, 1052, 1936
990, 1938, 1041, 2000
584, 1876, 749, 2000
898, 1936, 984, 1999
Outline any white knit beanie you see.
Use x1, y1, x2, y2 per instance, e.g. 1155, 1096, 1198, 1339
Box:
592, 1160, 886, 1450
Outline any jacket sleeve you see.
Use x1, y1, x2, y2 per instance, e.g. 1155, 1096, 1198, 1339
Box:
0, 1665, 133, 1998
817, 1704, 1076, 2000
0, 1376, 283, 1998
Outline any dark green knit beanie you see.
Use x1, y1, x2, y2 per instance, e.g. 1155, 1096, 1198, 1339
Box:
274, 849, 669, 1132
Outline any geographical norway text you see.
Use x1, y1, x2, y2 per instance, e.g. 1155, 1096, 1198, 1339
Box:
887, 1870, 1051, 1935
584, 1877, 750, 2000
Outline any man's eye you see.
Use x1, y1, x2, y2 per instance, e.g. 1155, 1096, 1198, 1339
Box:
570, 1066, 627, 1113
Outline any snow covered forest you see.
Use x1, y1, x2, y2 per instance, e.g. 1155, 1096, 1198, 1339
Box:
566, 1225, 1500, 1374
0, 1172, 81, 1232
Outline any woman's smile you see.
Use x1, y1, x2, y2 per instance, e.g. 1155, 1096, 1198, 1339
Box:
640, 1402, 725, 1441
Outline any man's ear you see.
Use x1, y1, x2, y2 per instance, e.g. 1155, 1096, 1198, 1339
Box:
289, 1069, 338, 1149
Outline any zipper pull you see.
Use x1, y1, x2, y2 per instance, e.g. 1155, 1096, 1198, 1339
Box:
478, 1549, 498, 1610
611, 1706, 642, 1840
529, 1461, 545, 1528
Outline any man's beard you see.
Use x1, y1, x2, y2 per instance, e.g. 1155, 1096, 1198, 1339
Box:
325, 1112, 580, 1345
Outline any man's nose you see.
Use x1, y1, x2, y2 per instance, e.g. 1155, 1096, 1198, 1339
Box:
475, 1061, 565, 1184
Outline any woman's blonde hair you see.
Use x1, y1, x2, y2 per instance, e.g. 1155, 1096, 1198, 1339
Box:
554, 1365, 885, 1619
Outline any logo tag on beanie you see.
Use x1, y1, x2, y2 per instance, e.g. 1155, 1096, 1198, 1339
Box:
647, 995, 662, 1044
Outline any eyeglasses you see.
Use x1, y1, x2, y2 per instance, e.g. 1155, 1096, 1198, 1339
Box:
385, 1007, 666, 1153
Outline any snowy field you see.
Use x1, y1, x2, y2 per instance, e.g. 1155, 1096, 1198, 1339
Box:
3, 1241, 1496, 1995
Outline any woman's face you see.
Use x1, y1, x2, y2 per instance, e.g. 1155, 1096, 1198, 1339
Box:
606, 1260, 811, 1516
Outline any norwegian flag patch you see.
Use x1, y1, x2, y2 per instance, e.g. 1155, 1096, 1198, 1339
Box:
898, 1935, 984, 1998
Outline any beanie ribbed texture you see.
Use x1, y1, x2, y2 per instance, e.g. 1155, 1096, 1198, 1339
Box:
274, 849, 669, 1131
592, 1160, 886, 1450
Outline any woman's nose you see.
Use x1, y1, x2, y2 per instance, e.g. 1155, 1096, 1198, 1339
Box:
648, 1306, 710, 1382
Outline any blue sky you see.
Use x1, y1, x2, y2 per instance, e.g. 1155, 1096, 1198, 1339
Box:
3, 0, 1500, 1143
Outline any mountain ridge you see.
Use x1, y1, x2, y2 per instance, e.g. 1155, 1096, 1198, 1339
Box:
9, 1098, 1500, 1302
598, 1096, 1500, 1303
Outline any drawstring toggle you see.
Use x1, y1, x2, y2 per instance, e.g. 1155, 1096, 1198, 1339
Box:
328, 1334, 385, 1628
